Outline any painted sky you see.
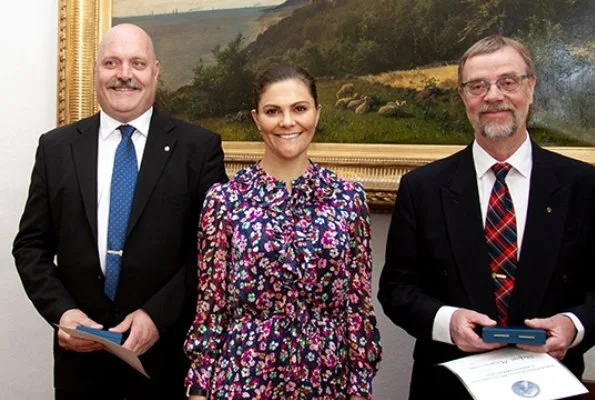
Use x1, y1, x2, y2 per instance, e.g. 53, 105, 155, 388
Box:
113, 0, 285, 17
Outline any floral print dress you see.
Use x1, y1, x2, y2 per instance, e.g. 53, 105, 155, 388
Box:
184, 162, 381, 399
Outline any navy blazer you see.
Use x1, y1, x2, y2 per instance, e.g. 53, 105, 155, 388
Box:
13, 110, 227, 393
378, 141, 595, 398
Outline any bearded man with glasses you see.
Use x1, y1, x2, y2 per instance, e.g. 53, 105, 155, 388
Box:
379, 35, 595, 399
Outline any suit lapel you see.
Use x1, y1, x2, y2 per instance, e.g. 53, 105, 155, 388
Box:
71, 114, 100, 240
127, 110, 176, 236
508, 143, 568, 323
442, 146, 498, 317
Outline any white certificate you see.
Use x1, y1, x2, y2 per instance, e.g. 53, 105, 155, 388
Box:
56, 325, 150, 379
440, 347, 587, 399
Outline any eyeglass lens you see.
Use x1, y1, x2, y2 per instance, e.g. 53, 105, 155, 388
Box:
465, 75, 524, 96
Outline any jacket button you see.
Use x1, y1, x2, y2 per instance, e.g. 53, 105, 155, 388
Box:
562, 274, 569, 283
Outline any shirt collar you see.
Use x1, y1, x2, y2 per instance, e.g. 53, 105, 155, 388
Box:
473, 133, 532, 179
99, 107, 153, 140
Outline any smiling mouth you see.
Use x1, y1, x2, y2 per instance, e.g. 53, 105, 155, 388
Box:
275, 132, 301, 139
110, 87, 139, 92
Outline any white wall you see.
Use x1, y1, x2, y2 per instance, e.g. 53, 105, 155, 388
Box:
370, 214, 415, 399
0, 0, 58, 398
1, 2, 593, 399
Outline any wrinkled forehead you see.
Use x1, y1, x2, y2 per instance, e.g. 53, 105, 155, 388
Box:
461, 46, 528, 81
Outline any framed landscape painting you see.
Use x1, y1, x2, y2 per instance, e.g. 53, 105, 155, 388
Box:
58, 0, 594, 209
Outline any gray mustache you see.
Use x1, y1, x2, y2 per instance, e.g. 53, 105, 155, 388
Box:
108, 79, 141, 90
480, 103, 513, 113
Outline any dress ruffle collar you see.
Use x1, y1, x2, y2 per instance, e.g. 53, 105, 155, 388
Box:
232, 161, 338, 207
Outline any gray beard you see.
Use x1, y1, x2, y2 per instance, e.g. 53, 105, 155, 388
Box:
477, 103, 519, 140
480, 118, 518, 140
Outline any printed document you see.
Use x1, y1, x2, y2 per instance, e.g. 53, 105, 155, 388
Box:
440, 347, 587, 399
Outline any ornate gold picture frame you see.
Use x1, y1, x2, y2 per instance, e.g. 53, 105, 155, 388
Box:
57, 0, 595, 210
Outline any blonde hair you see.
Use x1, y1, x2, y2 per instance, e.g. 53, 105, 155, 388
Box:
458, 35, 535, 85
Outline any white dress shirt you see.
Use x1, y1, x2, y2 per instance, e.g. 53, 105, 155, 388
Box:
431, 135, 584, 347
97, 108, 152, 274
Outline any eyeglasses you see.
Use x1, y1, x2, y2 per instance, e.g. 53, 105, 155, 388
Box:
461, 74, 530, 97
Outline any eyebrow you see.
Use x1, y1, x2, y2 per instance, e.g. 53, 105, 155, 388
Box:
465, 71, 522, 81
101, 53, 150, 60
262, 100, 312, 108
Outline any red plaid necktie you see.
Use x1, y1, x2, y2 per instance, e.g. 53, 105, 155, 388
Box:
485, 163, 517, 326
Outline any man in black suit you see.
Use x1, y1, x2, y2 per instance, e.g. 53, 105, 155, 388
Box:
13, 23, 227, 399
378, 35, 595, 399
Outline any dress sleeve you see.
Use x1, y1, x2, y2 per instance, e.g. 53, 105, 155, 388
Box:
184, 183, 231, 391
345, 183, 382, 398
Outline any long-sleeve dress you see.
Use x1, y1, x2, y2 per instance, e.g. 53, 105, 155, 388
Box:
184, 162, 382, 399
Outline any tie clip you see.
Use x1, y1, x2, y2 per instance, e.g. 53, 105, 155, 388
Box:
492, 273, 507, 279
107, 249, 123, 256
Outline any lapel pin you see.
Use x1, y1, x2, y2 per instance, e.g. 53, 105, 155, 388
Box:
164, 145, 171, 152
546, 206, 552, 214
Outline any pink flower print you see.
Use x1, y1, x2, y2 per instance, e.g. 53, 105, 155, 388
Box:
311, 368, 322, 387
350, 314, 363, 331
324, 348, 338, 369
241, 348, 256, 366
264, 241, 275, 252
184, 164, 381, 399
285, 381, 296, 393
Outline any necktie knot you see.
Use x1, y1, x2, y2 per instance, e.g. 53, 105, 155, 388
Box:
119, 124, 136, 140
492, 162, 512, 182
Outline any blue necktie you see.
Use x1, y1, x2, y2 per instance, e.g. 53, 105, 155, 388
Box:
104, 124, 138, 300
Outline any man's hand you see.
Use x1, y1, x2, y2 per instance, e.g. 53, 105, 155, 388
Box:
110, 309, 159, 356
57, 309, 104, 352
517, 314, 577, 360
450, 309, 504, 353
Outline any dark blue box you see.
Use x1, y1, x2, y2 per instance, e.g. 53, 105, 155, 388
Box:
482, 326, 546, 345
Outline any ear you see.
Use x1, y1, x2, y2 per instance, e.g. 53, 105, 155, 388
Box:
154, 60, 161, 81
315, 104, 322, 127
250, 109, 261, 131
527, 75, 537, 106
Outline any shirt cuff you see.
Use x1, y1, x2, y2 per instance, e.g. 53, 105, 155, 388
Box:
432, 306, 459, 344
562, 312, 584, 348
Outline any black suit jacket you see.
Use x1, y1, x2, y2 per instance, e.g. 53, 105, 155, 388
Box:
13, 110, 227, 393
378, 141, 595, 398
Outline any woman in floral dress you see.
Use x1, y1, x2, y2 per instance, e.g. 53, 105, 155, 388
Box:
184, 64, 382, 400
